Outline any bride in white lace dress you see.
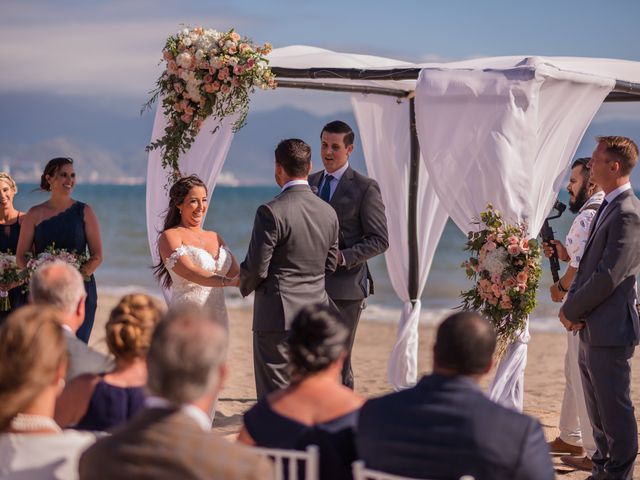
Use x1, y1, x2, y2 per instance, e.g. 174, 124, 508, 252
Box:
154, 176, 239, 321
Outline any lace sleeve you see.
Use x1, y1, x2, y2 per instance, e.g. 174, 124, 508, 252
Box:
165, 245, 188, 270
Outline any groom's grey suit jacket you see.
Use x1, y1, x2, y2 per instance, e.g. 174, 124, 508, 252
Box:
563, 189, 640, 346
240, 184, 339, 331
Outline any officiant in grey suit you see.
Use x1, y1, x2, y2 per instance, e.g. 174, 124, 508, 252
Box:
561, 136, 640, 480
240, 138, 339, 399
309, 121, 389, 389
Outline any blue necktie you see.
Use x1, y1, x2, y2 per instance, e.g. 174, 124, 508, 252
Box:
320, 175, 333, 202
590, 199, 608, 237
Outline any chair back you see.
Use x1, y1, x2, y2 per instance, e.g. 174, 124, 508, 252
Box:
252, 444, 319, 480
352, 461, 475, 480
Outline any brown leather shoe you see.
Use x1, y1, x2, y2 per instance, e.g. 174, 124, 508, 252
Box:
547, 437, 584, 455
561, 455, 594, 472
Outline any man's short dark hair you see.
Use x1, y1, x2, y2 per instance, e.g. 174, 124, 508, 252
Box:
571, 157, 591, 182
321, 120, 355, 147
434, 311, 496, 375
275, 139, 311, 178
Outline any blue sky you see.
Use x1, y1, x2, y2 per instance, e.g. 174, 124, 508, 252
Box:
1, 0, 639, 181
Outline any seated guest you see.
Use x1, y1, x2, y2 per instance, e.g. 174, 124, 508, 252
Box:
55, 293, 162, 431
0, 306, 97, 480
79, 305, 272, 480
356, 311, 554, 480
30, 260, 113, 380
238, 304, 364, 480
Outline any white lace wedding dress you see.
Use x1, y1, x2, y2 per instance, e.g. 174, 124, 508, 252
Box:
164, 244, 231, 325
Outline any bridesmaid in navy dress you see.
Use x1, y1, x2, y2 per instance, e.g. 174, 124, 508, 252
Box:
17, 158, 103, 343
0, 172, 27, 324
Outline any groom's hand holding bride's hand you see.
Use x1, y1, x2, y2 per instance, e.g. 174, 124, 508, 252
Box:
225, 275, 240, 287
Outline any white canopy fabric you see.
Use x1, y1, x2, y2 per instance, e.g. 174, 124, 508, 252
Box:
146, 105, 235, 302
269, 45, 640, 91
350, 94, 448, 388
414, 61, 614, 409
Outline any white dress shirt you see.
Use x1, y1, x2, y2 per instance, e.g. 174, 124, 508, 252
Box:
320, 162, 350, 201
280, 179, 309, 192
144, 396, 211, 432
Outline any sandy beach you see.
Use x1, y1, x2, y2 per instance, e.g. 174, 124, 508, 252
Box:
90, 291, 640, 480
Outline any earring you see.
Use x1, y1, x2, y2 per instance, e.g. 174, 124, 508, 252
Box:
58, 378, 66, 393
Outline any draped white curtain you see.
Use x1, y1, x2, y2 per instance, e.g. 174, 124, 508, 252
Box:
414, 60, 613, 409
351, 94, 448, 390
146, 105, 236, 300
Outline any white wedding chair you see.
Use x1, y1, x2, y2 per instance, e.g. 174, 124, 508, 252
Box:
252, 444, 319, 480
352, 461, 475, 480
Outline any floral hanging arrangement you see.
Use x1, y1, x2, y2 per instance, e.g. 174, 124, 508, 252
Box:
144, 27, 276, 179
460, 204, 542, 357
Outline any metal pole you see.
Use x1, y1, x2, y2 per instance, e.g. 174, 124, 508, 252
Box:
408, 98, 420, 305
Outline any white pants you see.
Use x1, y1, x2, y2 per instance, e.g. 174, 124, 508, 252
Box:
558, 331, 596, 457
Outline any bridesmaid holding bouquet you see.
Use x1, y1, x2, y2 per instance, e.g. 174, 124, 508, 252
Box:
17, 158, 103, 343
0, 172, 27, 324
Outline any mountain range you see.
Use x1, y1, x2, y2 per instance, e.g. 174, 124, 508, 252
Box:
0, 92, 638, 185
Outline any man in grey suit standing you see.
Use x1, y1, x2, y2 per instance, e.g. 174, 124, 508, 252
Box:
240, 138, 339, 399
561, 136, 640, 480
309, 121, 389, 389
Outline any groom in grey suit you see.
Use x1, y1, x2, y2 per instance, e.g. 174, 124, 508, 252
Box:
240, 139, 339, 398
309, 121, 389, 389
561, 136, 640, 480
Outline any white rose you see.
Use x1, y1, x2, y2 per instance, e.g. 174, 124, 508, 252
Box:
182, 28, 190, 36
182, 37, 192, 47
195, 49, 205, 61
176, 52, 193, 69
227, 56, 238, 66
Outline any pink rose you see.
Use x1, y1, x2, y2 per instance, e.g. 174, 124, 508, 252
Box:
228, 45, 237, 55
504, 277, 516, 288
517, 283, 527, 292
516, 271, 528, 283
508, 236, 519, 245
507, 244, 520, 256
180, 113, 192, 124
231, 77, 240, 87
500, 298, 512, 310
246, 58, 255, 69
233, 64, 245, 75
485, 241, 496, 251
174, 83, 184, 94
488, 297, 499, 306
230, 32, 241, 42
491, 284, 502, 297
204, 75, 213, 83
220, 84, 230, 94
519, 239, 530, 253
204, 83, 215, 93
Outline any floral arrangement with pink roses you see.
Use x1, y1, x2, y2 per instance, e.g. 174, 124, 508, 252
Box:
23, 245, 89, 293
0, 252, 21, 311
144, 26, 276, 179
460, 204, 542, 356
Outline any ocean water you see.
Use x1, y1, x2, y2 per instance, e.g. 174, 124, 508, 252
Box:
14, 184, 592, 330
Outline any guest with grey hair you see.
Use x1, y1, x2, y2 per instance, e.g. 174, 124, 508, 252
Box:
29, 260, 112, 380
79, 305, 273, 480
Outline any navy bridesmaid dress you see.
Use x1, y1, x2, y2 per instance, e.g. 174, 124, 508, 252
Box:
34, 201, 97, 342
0, 216, 28, 325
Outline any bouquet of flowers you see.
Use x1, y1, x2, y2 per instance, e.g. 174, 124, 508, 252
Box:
0, 252, 21, 311
460, 204, 542, 357
144, 26, 276, 180
23, 246, 89, 293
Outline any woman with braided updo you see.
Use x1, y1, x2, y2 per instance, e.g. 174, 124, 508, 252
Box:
238, 304, 364, 480
0, 306, 97, 480
55, 293, 163, 431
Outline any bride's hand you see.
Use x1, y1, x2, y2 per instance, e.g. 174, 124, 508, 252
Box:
225, 275, 240, 287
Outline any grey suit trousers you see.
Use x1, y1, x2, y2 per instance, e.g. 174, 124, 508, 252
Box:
253, 331, 290, 399
579, 343, 637, 479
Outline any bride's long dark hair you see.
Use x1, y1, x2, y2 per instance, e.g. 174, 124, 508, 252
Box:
153, 175, 208, 289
